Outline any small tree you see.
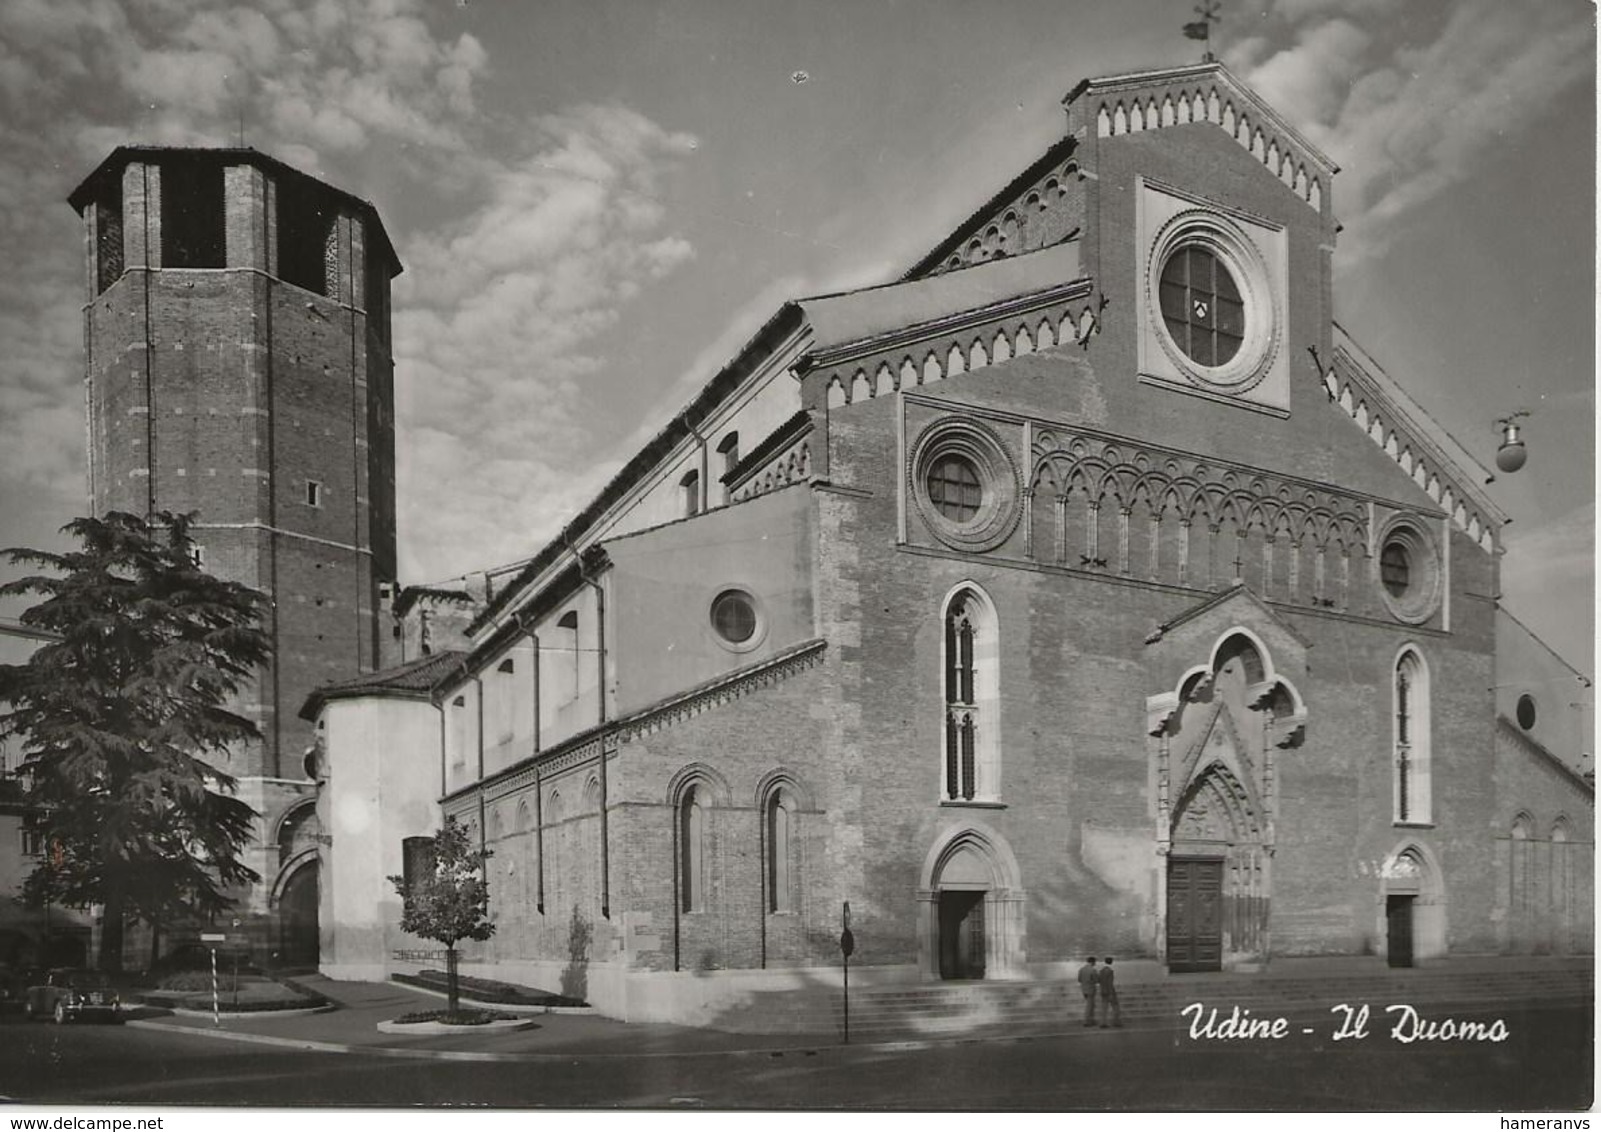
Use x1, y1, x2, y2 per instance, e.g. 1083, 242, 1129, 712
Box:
389, 817, 495, 1016
0, 512, 270, 972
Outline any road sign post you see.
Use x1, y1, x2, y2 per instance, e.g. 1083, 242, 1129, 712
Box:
839, 902, 855, 1045
200, 932, 226, 1026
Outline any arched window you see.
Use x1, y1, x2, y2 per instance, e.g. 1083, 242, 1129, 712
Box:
1551, 818, 1574, 953
680, 786, 705, 912
766, 789, 793, 913
717, 432, 739, 502
681, 469, 700, 517
1509, 812, 1535, 951
493, 656, 516, 744
1393, 648, 1431, 824
941, 586, 1000, 801
556, 609, 580, 704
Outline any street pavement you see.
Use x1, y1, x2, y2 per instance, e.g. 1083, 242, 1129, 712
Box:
122, 973, 868, 1059
0, 969, 1591, 1110
0, 998, 1590, 1110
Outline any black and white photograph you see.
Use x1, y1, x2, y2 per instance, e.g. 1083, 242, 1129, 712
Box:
0, 0, 1592, 1119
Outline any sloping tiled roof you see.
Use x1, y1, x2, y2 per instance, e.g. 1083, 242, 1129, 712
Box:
902, 134, 1080, 281
467, 304, 807, 635
299, 650, 466, 720
800, 241, 1085, 357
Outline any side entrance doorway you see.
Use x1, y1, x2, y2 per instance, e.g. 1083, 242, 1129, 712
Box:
1386, 894, 1415, 968
276, 861, 319, 969
938, 890, 986, 979
918, 824, 1025, 981
1167, 857, 1224, 972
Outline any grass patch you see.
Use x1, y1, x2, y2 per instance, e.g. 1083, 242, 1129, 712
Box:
135, 973, 328, 1013
393, 969, 586, 1007
390, 1008, 517, 1026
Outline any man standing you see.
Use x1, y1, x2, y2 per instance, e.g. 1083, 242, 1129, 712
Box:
1098, 956, 1123, 1028
1075, 956, 1099, 1027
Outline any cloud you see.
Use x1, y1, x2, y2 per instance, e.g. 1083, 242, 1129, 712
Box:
1236, 19, 1372, 128
394, 105, 699, 581
1267, 0, 1403, 21
1239, 0, 1593, 264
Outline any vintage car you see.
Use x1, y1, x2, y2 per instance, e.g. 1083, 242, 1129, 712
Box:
24, 968, 121, 1023
0, 965, 23, 1012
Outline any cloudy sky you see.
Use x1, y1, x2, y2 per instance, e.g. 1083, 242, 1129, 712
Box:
0, 0, 1592, 667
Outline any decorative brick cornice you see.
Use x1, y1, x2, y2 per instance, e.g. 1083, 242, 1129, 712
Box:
808, 279, 1094, 371
619, 638, 827, 740
816, 282, 1099, 410
1324, 329, 1506, 554
1068, 63, 1334, 210
445, 639, 828, 804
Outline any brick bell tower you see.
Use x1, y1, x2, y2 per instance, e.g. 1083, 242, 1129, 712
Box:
68, 148, 400, 958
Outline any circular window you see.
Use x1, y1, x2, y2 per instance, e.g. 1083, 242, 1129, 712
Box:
909, 419, 1022, 553
1516, 694, 1537, 731
1146, 211, 1278, 394
1375, 519, 1441, 624
1379, 540, 1411, 598
709, 588, 764, 652
1159, 246, 1244, 367
927, 455, 983, 521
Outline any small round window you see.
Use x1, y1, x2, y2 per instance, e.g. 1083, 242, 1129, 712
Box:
710, 590, 758, 646
1516, 694, 1537, 731
1158, 245, 1245, 367
1375, 519, 1441, 625
908, 419, 1023, 554
1379, 540, 1411, 598
927, 455, 983, 522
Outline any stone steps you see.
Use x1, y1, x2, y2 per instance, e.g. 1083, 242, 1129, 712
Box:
706, 963, 1593, 1036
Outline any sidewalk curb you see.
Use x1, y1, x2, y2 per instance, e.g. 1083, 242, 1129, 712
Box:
124, 995, 1578, 1064
392, 979, 596, 1016
122, 1015, 1138, 1062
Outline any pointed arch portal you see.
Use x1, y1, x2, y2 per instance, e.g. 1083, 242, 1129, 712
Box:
1380, 842, 1446, 966
1151, 628, 1305, 972
917, 823, 1025, 980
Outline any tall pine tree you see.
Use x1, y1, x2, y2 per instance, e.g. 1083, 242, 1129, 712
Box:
0, 512, 270, 971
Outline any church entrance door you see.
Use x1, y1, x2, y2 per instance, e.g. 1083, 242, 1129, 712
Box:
278, 862, 319, 969
1167, 857, 1224, 972
938, 890, 986, 980
1386, 895, 1415, 968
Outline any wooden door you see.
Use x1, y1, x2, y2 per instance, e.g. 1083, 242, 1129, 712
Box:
1386, 895, 1414, 968
1167, 858, 1224, 972
279, 864, 320, 969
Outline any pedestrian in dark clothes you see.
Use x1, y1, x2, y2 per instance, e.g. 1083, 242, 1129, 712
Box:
1097, 956, 1123, 1028
1075, 957, 1099, 1027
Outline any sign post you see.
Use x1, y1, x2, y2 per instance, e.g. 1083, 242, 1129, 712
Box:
200, 932, 226, 1026
839, 902, 855, 1045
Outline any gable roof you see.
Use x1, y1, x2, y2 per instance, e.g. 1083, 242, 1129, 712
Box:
1065, 62, 1337, 177
802, 241, 1084, 359
901, 134, 1080, 281
299, 650, 466, 720
1144, 584, 1314, 651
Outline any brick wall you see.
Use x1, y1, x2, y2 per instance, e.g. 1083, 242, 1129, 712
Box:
81, 153, 396, 778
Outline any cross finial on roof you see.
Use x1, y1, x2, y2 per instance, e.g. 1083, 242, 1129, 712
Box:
1183, 2, 1222, 64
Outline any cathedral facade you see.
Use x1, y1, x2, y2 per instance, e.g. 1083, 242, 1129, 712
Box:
305, 62, 1592, 1023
